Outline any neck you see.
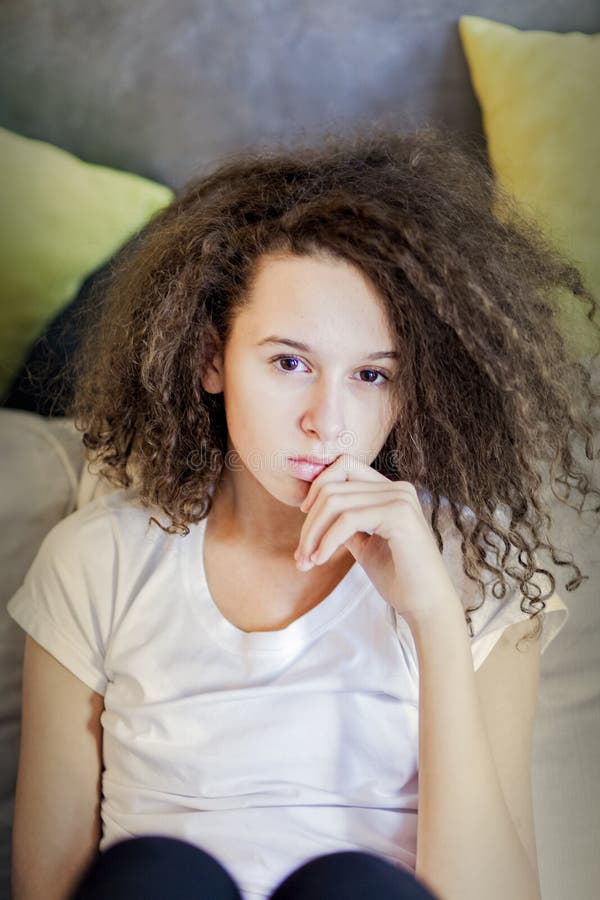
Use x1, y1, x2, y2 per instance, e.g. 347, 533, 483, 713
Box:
208, 472, 353, 569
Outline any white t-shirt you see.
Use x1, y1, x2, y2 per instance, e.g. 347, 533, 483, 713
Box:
7, 486, 569, 900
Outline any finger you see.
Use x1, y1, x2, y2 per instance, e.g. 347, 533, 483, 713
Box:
300, 481, 398, 520
296, 489, 399, 565
309, 501, 399, 568
301, 467, 418, 517
300, 453, 389, 514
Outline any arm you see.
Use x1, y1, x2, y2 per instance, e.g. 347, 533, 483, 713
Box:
409, 603, 543, 900
292, 463, 543, 897
473, 611, 542, 884
12, 636, 105, 900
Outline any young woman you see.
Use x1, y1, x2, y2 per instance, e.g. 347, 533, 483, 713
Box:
8, 124, 599, 900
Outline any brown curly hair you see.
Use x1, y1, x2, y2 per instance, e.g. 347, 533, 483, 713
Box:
58, 122, 600, 643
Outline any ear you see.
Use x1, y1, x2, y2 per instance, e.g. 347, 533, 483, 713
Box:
201, 349, 225, 394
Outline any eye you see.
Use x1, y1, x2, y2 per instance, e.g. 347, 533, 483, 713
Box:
272, 355, 307, 373
358, 369, 388, 385
270, 355, 389, 386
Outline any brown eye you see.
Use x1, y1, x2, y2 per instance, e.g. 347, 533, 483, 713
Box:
270, 355, 389, 386
272, 356, 306, 373
359, 369, 387, 384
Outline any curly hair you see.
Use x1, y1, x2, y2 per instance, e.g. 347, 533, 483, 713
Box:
56, 122, 600, 644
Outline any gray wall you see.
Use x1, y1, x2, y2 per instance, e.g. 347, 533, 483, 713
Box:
1, 0, 599, 189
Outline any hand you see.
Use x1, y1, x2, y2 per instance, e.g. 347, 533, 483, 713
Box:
294, 453, 463, 626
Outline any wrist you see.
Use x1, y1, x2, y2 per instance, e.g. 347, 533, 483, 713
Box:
402, 597, 468, 650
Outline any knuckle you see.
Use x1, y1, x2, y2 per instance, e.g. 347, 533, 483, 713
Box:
322, 486, 343, 506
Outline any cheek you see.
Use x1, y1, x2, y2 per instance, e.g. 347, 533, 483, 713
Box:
366, 405, 396, 452
228, 386, 282, 444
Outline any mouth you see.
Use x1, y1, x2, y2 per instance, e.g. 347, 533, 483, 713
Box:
290, 455, 338, 465
287, 457, 334, 481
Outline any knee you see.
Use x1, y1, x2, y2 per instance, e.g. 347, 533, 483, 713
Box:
270, 850, 390, 896
70, 835, 242, 900
270, 850, 438, 900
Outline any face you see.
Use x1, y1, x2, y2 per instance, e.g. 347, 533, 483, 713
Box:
201, 251, 401, 537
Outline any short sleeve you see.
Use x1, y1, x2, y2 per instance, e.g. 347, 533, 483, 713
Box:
467, 501, 570, 669
409, 489, 570, 673
6, 503, 118, 695
466, 579, 569, 671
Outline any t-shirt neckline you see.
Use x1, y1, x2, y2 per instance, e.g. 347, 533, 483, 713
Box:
183, 515, 370, 655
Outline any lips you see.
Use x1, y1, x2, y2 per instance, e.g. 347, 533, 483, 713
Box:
287, 457, 332, 481
290, 456, 337, 465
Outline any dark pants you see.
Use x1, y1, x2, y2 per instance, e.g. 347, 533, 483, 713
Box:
70, 836, 440, 899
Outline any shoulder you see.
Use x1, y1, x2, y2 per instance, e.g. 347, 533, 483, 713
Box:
41, 486, 167, 557
416, 487, 569, 664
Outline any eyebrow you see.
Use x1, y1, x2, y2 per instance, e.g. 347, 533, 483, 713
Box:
257, 336, 401, 361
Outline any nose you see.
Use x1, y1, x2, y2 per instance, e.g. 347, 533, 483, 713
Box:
299, 375, 347, 443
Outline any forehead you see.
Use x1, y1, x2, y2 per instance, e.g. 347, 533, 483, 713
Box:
235, 252, 394, 345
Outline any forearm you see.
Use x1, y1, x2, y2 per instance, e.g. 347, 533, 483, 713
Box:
407, 601, 541, 900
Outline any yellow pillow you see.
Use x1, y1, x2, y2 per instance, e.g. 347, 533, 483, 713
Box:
459, 15, 600, 358
0, 127, 174, 397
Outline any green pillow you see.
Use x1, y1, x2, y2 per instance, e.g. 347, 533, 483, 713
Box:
0, 126, 174, 396
459, 15, 600, 358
